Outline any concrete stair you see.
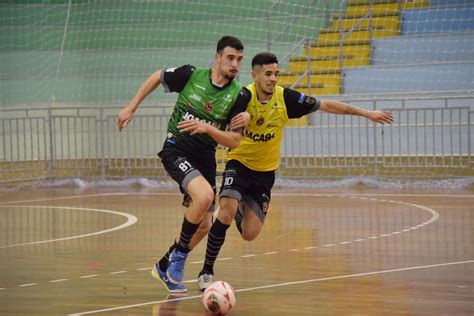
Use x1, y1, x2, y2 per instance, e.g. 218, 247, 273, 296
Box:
281, 0, 429, 101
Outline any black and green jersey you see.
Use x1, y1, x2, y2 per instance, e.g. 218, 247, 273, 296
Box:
161, 64, 246, 154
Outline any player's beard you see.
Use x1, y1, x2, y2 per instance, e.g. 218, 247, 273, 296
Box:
225, 69, 238, 80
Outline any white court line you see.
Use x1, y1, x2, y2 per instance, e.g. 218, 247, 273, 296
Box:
274, 233, 289, 240
264, 251, 278, 255
0, 193, 129, 205
0, 192, 444, 292
0, 192, 472, 206
183, 279, 197, 284
69, 260, 474, 315
49, 279, 68, 283
0, 205, 137, 249
0, 193, 441, 291
273, 193, 474, 198
217, 257, 232, 261
109, 271, 127, 275
18, 283, 37, 287
241, 254, 256, 258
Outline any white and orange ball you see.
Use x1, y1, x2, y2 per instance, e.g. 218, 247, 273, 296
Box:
202, 281, 236, 315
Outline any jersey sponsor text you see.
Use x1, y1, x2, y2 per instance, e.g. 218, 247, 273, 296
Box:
245, 130, 275, 142
182, 111, 220, 127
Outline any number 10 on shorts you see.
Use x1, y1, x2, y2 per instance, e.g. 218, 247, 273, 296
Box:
224, 176, 233, 186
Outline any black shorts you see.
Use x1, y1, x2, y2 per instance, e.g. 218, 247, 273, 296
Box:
158, 141, 216, 210
219, 159, 275, 222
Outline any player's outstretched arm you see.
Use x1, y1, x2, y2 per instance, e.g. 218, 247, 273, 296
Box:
319, 100, 393, 124
117, 70, 162, 131
178, 119, 242, 149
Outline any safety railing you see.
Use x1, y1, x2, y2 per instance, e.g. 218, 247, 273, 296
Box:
1, 95, 472, 186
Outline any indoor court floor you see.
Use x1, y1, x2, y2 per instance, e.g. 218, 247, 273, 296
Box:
0, 185, 473, 315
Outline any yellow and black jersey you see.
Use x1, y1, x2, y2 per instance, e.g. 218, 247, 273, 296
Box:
226, 83, 320, 171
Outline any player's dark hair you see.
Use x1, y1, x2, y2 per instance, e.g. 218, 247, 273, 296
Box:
216, 36, 244, 53
251, 52, 279, 69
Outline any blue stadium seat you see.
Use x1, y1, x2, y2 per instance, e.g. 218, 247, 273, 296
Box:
401, 8, 474, 34
372, 33, 474, 65
343, 62, 474, 94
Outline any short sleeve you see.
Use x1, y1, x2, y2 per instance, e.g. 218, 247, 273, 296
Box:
161, 64, 196, 93
283, 88, 320, 119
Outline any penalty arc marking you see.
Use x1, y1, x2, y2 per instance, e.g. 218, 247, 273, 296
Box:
0, 205, 137, 249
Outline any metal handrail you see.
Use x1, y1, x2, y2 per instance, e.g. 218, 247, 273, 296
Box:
289, 70, 310, 89
279, 37, 309, 65
291, 0, 379, 94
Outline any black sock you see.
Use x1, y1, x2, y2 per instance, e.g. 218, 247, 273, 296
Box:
176, 216, 199, 253
202, 218, 230, 275
158, 242, 177, 272
234, 210, 243, 236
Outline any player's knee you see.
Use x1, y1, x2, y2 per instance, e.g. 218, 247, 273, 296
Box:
218, 204, 237, 225
191, 189, 215, 212
241, 231, 258, 241
240, 224, 261, 241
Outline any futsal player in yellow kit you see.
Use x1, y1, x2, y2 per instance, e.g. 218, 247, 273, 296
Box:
197, 52, 394, 290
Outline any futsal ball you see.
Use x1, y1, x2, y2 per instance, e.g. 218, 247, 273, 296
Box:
202, 281, 236, 315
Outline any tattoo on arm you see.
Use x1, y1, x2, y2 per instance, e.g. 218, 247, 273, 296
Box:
344, 104, 358, 115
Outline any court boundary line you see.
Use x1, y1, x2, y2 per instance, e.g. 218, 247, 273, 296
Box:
0, 192, 473, 206
0, 194, 438, 250
0, 193, 440, 289
0, 192, 466, 306
0, 205, 137, 248
69, 259, 474, 315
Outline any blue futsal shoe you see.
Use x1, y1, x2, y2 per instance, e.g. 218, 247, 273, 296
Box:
166, 249, 188, 284
151, 263, 187, 293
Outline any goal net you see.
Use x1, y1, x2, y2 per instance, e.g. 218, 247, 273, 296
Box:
1, 0, 473, 188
